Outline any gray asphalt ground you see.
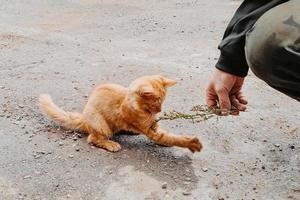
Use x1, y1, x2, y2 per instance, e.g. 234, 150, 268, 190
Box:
0, 0, 299, 200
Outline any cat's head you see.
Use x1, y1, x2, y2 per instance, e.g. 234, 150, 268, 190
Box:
128, 75, 177, 114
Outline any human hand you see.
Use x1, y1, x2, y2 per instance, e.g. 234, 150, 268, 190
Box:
206, 68, 248, 115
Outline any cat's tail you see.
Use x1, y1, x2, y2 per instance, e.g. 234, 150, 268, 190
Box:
39, 94, 87, 132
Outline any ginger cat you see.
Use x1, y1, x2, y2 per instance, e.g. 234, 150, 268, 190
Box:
39, 75, 202, 153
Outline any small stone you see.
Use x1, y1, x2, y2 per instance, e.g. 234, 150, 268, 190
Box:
162, 182, 167, 189
69, 154, 74, 158
202, 167, 208, 172
59, 142, 64, 146
0, 86, 4, 89
185, 177, 191, 181
183, 181, 190, 185
18, 104, 24, 108
262, 166, 265, 170
182, 190, 191, 196
75, 147, 80, 152
290, 145, 295, 150
23, 175, 31, 179
274, 144, 280, 148
66, 194, 71, 198
34, 154, 41, 159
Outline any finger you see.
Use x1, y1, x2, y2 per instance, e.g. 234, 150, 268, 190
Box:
206, 95, 217, 108
206, 89, 218, 108
236, 92, 248, 105
230, 109, 240, 116
230, 95, 246, 111
216, 89, 231, 115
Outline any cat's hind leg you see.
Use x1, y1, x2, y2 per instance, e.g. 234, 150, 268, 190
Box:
87, 133, 121, 152
84, 113, 121, 152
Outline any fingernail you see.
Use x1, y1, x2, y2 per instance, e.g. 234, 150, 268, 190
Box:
230, 110, 239, 116
221, 109, 229, 116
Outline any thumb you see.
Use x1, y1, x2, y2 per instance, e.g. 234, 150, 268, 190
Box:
216, 89, 231, 115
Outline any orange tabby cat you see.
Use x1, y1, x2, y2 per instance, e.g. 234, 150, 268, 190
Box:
39, 75, 202, 153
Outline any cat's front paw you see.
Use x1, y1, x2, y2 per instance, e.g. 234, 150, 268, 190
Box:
187, 137, 203, 153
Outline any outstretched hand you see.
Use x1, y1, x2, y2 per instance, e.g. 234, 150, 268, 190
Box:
206, 68, 248, 115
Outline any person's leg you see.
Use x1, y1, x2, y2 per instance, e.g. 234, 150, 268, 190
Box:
245, 0, 300, 100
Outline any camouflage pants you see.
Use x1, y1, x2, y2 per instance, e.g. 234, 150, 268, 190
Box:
245, 0, 300, 100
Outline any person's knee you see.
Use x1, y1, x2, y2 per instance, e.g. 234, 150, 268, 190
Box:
245, 1, 300, 80
245, 1, 300, 99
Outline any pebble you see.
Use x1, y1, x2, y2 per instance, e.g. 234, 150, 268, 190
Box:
162, 182, 168, 189
183, 181, 191, 185
75, 147, 80, 152
23, 175, 31, 179
18, 104, 24, 108
290, 145, 295, 150
0, 86, 4, 89
34, 154, 41, 159
185, 177, 191, 181
202, 167, 208, 172
34, 171, 41, 175
59, 142, 64, 146
274, 144, 280, 148
182, 191, 191, 196
69, 154, 74, 158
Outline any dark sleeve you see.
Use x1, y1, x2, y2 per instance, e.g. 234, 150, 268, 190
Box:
216, 0, 289, 77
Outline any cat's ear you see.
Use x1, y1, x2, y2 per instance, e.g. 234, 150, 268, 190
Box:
139, 87, 155, 97
161, 76, 177, 87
